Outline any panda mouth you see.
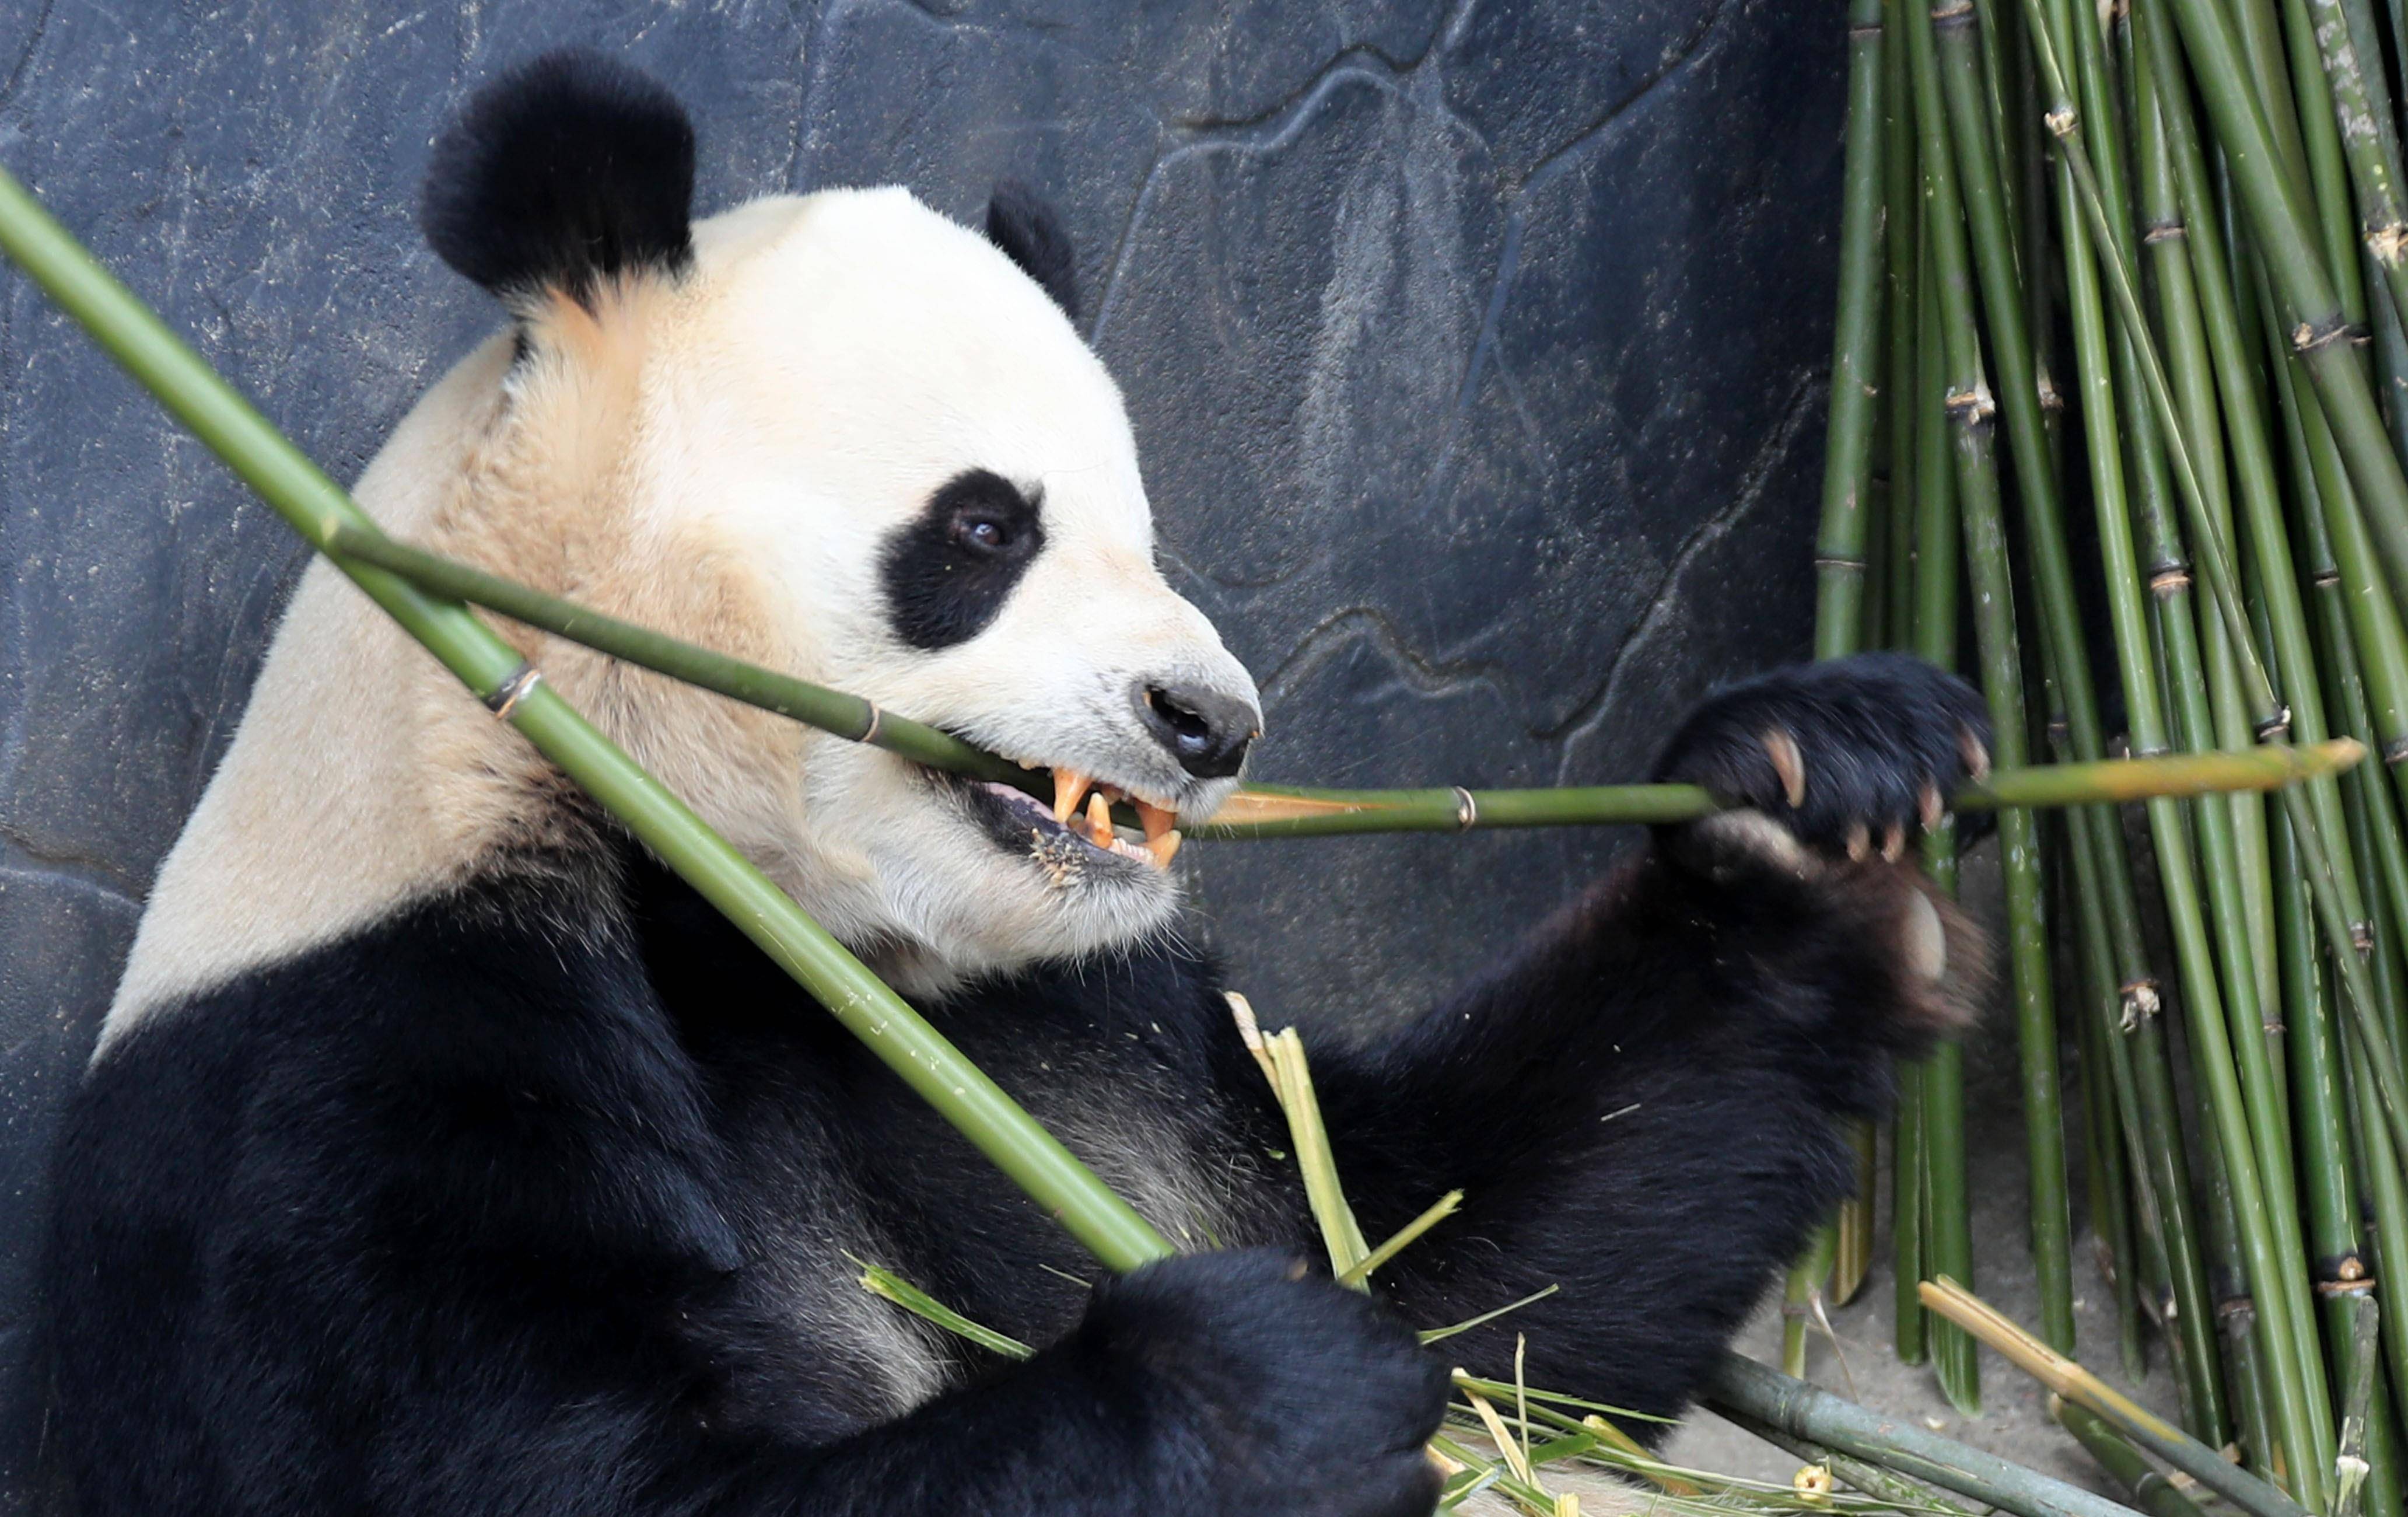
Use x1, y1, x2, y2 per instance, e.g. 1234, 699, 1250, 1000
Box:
937, 767, 1184, 875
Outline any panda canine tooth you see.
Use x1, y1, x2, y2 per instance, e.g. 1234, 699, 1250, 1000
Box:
1086, 791, 1112, 840
1135, 799, 1177, 842
1052, 768, 1091, 824
1146, 829, 1183, 868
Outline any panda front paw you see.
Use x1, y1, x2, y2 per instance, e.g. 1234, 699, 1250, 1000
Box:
1074, 1250, 1447, 1517
1652, 652, 1992, 871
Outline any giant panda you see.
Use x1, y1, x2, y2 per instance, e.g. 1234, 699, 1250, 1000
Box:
44, 49, 1991, 1517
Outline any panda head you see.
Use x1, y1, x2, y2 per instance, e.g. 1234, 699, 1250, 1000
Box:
402, 51, 1259, 991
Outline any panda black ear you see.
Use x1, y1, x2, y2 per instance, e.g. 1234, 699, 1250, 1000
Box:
419, 48, 695, 306
984, 180, 1080, 323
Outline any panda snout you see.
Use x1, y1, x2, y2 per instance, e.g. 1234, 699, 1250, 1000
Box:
1132, 679, 1259, 780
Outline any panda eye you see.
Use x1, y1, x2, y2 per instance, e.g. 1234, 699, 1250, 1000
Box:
953, 512, 1016, 555
881, 470, 1048, 650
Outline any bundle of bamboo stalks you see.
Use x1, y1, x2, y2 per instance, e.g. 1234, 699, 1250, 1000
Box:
1805, 0, 2408, 1502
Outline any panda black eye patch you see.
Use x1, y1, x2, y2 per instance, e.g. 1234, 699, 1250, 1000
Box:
880, 470, 1047, 650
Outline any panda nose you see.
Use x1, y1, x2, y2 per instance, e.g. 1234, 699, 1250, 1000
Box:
1133, 680, 1260, 780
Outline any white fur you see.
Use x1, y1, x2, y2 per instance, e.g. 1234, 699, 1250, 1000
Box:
106, 187, 1258, 1046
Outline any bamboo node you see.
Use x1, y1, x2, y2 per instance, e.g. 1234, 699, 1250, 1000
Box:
2371, 222, 2408, 263
2146, 562, 2192, 596
860, 701, 883, 745
2042, 105, 2076, 140
1847, 20, 1884, 37
2292, 317, 2353, 353
2216, 1295, 2256, 1333
482, 662, 543, 722
1452, 787, 1478, 831
2037, 374, 2065, 411
1814, 554, 1868, 572
2317, 1277, 2378, 1297
1929, 0, 1975, 23
2141, 219, 2186, 244
1943, 383, 1994, 422
2045, 717, 2070, 743
2385, 736, 2408, 767
2250, 708, 2291, 742
2117, 978, 2161, 1028
2312, 568, 2343, 588
2352, 920, 2376, 953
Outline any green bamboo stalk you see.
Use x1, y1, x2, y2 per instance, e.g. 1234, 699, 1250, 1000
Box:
2298, 0, 2408, 334
318, 520, 1035, 789
2206, 1131, 2287, 1482
2155, 0, 2408, 613
2060, 775, 2146, 1384
2112, 18, 2255, 1443
2342, 1020, 2408, 1424
2274, 806, 2407, 1517
2134, 301, 2331, 1492
2103, 0, 2277, 1048
1905, 0, 2011, 1406
2030, 0, 2408, 1228
2139, 5, 2371, 1042
2050, 11, 2342, 1474
1818, 0, 1892, 653
2052, 1400, 2211, 1517
2024, 34, 2325, 1477
319, 516, 2343, 836
1712, 1405, 1978, 1516
1926, 0, 2077, 1356
1782, 1226, 1839, 1378
1902, 208, 1957, 1375
1705, 1355, 2150, 1517
1812, 0, 1894, 1321
1885, 0, 1927, 655
0, 163, 1180, 1280
2308, 522, 2408, 1401
2042, 0, 2151, 1394
2274, 0, 2375, 340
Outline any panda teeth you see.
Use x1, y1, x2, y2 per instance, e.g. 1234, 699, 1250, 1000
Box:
1134, 799, 1177, 843
1145, 830, 1182, 868
1052, 768, 1091, 824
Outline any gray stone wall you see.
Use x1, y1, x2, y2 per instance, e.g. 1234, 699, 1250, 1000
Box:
0, 2, 1840, 1504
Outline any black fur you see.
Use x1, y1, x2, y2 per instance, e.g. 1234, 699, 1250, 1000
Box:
45, 656, 1987, 1515
985, 180, 1080, 321
1651, 652, 1991, 851
880, 469, 1047, 650
420, 49, 695, 303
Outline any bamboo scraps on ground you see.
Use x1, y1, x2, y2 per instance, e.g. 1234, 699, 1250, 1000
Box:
1918, 1278, 2312, 1517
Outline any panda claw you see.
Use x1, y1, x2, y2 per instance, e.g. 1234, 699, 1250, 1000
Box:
1881, 824, 1906, 862
1958, 723, 1991, 784
1845, 821, 1871, 861
1762, 728, 1807, 809
1920, 782, 1946, 832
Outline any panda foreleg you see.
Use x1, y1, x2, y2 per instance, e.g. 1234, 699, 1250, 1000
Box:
1303, 655, 1992, 1426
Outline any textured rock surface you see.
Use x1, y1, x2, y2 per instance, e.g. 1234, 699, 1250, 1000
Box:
0, 2, 1840, 1504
